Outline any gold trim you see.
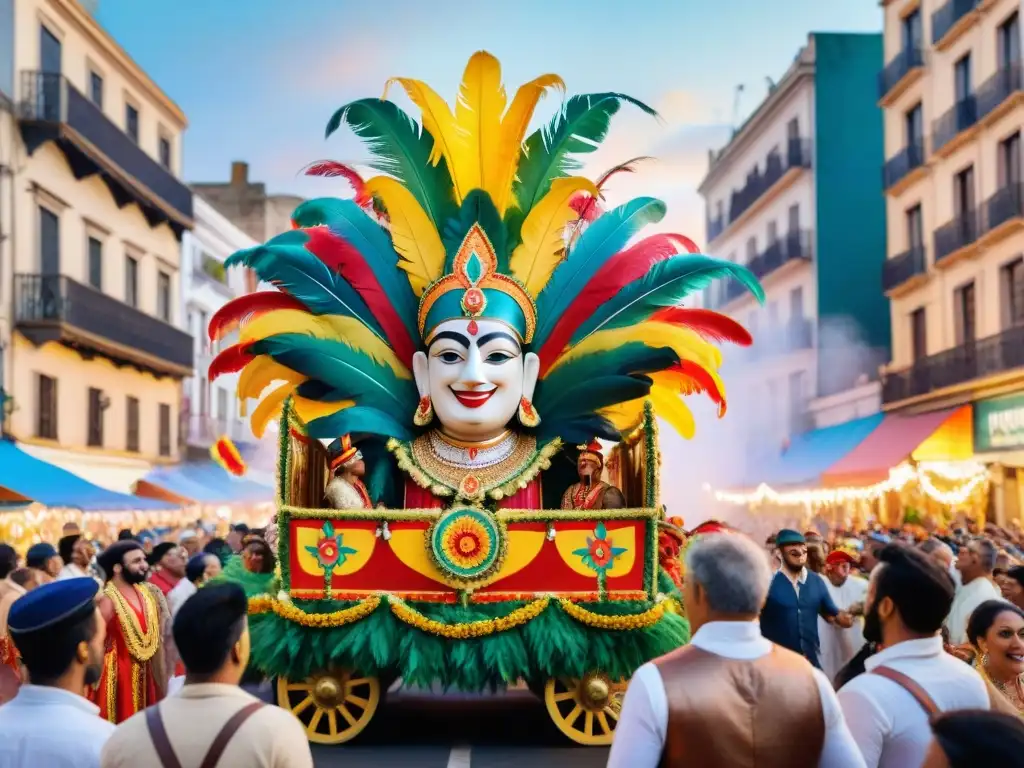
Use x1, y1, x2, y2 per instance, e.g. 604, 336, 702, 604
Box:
433, 430, 513, 451
105, 584, 160, 662
103, 649, 116, 723
130, 661, 142, 713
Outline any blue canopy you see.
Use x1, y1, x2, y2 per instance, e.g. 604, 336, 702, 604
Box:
734, 414, 885, 490
140, 462, 272, 504
0, 440, 175, 511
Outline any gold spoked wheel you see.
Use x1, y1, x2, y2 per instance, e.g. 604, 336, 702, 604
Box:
544, 673, 627, 746
276, 670, 380, 745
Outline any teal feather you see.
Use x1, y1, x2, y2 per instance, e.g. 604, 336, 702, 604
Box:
539, 375, 653, 420
325, 98, 456, 234
533, 198, 665, 348
292, 197, 418, 335
508, 93, 658, 246
224, 232, 385, 338
247, 334, 419, 414
358, 439, 400, 505
442, 190, 509, 272
570, 255, 765, 345
306, 406, 414, 442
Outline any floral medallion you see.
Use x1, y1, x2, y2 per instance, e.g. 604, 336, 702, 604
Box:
573, 522, 627, 574
305, 521, 358, 595
428, 507, 506, 585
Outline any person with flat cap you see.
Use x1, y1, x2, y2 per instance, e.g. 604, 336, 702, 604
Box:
88, 540, 170, 724
0, 578, 115, 767
101, 583, 313, 768
26, 542, 62, 584
760, 529, 854, 669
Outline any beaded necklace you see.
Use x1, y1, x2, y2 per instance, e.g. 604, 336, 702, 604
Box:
104, 583, 160, 662
978, 661, 1024, 715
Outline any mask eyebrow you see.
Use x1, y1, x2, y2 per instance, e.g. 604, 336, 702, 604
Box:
477, 331, 520, 349
429, 331, 470, 349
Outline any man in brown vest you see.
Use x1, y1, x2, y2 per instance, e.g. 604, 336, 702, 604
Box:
608, 531, 866, 767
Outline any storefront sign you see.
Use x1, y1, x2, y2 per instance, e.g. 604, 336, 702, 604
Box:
974, 394, 1024, 452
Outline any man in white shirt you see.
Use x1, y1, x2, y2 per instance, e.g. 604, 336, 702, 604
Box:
608, 531, 865, 768
838, 544, 990, 768
819, 548, 869, 684
0, 577, 115, 767
945, 537, 1004, 645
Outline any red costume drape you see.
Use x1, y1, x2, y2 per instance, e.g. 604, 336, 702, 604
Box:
404, 477, 542, 509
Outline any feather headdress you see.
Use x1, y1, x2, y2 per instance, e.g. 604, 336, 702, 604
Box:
209, 51, 763, 444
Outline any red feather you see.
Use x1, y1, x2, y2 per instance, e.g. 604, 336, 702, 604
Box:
569, 192, 603, 222
208, 292, 308, 342
538, 234, 699, 375
303, 161, 373, 208
302, 227, 417, 366
595, 155, 653, 190
209, 344, 255, 382
650, 307, 753, 347
664, 361, 727, 417
567, 156, 654, 242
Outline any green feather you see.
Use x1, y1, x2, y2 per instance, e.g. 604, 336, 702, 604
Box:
442, 190, 510, 272
325, 98, 456, 234
248, 334, 419, 414
508, 93, 658, 246
571, 255, 765, 345
307, 406, 413, 442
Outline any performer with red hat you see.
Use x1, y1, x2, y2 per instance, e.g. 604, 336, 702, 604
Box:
324, 435, 373, 510
819, 546, 868, 683
560, 440, 626, 511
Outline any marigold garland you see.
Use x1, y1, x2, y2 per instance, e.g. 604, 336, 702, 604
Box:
389, 596, 550, 639
558, 597, 665, 629
249, 594, 382, 627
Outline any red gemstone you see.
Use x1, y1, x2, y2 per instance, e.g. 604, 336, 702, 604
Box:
467, 319, 479, 335
468, 447, 478, 460
418, 396, 430, 413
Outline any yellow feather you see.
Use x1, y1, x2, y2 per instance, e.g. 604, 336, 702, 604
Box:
250, 382, 296, 439
598, 399, 646, 433
493, 73, 564, 215
510, 177, 601, 296
239, 310, 411, 379
364, 176, 445, 296
648, 386, 696, 439
237, 356, 306, 401
454, 51, 504, 199
383, 77, 468, 202
546, 322, 722, 377
650, 367, 728, 407
292, 396, 354, 424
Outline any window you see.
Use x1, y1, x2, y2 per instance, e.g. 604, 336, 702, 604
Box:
767, 221, 778, 244
39, 25, 61, 73
158, 404, 171, 457
715, 201, 723, 220
999, 132, 1021, 188
1002, 258, 1024, 328
87, 237, 102, 289
36, 374, 57, 439
911, 308, 927, 361
954, 282, 977, 345
157, 271, 171, 322
905, 103, 924, 145
87, 387, 103, 447
197, 310, 208, 345
216, 388, 229, 420
126, 396, 139, 452
901, 9, 922, 50
125, 255, 138, 307
39, 206, 59, 274
745, 237, 757, 264
954, 166, 975, 217
999, 12, 1020, 68
787, 204, 800, 233
906, 204, 924, 250
159, 136, 171, 170
789, 286, 805, 320
954, 54, 972, 101
125, 103, 139, 143
787, 118, 799, 141
199, 376, 208, 416
89, 71, 103, 107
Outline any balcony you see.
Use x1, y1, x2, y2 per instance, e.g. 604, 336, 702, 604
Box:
882, 246, 928, 294
748, 230, 813, 281
931, 0, 979, 49
883, 138, 927, 192
977, 62, 1024, 124
882, 325, 1024, 405
706, 215, 725, 242
878, 47, 925, 103
932, 96, 978, 156
981, 183, 1024, 243
14, 274, 193, 378
16, 72, 193, 236
726, 138, 812, 228
934, 211, 980, 264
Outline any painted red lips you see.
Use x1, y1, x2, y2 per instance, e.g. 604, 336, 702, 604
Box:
451, 388, 495, 409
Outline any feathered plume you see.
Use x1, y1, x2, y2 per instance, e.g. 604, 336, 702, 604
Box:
302, 161, 373, 209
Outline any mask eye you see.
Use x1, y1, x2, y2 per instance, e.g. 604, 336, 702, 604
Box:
437, 351, 462, 364
485, 351, 513, 364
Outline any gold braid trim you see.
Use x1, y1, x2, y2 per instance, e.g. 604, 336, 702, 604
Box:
104, 584, 160, 663
103, 649, 116, 723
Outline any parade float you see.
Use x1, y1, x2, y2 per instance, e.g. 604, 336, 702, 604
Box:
208, 51, 762, 745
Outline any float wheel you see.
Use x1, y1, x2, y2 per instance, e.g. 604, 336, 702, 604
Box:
276, 670, 380, 744
543, 673, 627, 746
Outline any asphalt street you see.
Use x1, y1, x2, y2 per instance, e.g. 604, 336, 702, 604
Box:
247, 681, 610, 767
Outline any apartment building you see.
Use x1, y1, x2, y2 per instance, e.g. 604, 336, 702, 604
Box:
0, 0, 193, 492
699, 33, 891, 451
879, 0, 1024, 491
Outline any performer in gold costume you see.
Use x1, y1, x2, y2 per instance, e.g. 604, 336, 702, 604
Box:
561, 440, 625, 510
324, 435, 373, 509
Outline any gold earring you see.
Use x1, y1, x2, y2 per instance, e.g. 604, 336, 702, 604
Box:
518, 396, 540, 428
982, 651, 990, 668
414, 395, 433, 426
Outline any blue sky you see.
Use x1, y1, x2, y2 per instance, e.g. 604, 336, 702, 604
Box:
97, 0, 882, 239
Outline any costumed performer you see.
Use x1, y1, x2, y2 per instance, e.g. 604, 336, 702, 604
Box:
90, 540, 170, 724
817, 547, 868, 684
561, 440, 625, 510
205, 51, 765, 511
324, 434, 374, 509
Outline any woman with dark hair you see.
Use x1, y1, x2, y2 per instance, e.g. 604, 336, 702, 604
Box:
966, 599, 1024, 714
923, 710, 1024, 767
1002, 565, 1024, 610
241, 534, 275, 575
